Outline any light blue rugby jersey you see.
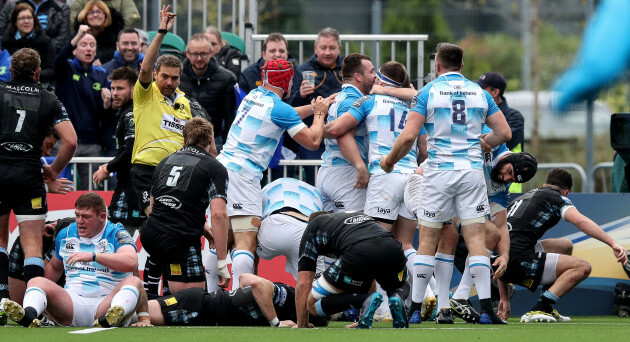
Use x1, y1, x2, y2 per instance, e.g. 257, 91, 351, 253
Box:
261, 178, 324, 220
55, 220, 135, 298
217, 87, 306, 182
411, 72, 500, 171
482, 125, 512, 208
348, 93, 426, 175
321, 84, 369, 167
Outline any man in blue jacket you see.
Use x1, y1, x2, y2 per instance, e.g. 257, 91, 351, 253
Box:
55, 25, 111, 190
288, 27, 343, 185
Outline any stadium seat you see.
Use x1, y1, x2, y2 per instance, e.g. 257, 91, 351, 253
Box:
221, 32, 246, 54
147, 31, 187, 56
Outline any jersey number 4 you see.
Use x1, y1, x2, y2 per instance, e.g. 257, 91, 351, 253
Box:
451, 100, 466, 124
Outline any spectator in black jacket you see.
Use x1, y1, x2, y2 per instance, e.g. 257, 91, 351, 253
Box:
1, 3, 54, 83
102, 26, 144, 75
288, 27, 343, 185
179, 33, 236, 153
205, 26, 242, 79
0, 0, 70, 53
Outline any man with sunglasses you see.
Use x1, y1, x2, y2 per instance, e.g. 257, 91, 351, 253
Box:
179, 33, 236, 154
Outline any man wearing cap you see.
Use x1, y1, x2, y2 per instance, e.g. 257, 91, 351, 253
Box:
476, 72, 525, 192
216, 58, 331, 290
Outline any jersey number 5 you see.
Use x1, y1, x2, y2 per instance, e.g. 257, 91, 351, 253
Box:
451, 100, 466, 124
166, 166, 183, 186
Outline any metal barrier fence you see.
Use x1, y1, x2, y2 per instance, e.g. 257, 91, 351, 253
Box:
247, 33, 429, 87
69, 158, 601, 193
592, 162, 614, 192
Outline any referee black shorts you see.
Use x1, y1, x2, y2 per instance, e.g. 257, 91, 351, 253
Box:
130, 164, 155, 212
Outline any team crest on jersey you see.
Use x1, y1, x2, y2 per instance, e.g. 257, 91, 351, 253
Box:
97, 239, 109, 253
31, 197, 42, 209
161, 113, 186, 134
170, 264, 182, 276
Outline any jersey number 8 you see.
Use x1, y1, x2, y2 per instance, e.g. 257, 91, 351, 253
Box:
451, 100, 466, 124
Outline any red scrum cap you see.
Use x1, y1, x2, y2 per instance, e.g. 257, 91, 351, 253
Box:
261, 58, 294, 94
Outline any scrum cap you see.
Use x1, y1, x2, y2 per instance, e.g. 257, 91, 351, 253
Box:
261, 58, 294, 94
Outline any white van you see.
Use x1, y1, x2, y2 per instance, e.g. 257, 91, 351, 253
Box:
503, 90, 612, 139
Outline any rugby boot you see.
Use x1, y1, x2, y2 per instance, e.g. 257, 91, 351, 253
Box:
356, 292, 383, 329
520, 310, 556, 323
94, 305, 125, 327
450, 298, 480, 323
2, 300, 40, 327
435, 308, 454, 324
388, 294, 408, 328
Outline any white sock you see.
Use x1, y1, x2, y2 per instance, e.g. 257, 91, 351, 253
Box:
404, 248, 417, 307
435, 252, 454, 310
411, 255, 435, 303
111, 285, 139, 317
468, 255, 492, 300
205, 249, 219, 292
428, 275, 437, 294
230, 250, 254, 290
22, 287, 47, 316
375, 282, 389, 315
453, 256, 472, 300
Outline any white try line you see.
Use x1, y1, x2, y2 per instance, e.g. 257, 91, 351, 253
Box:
69, 327, 117, 334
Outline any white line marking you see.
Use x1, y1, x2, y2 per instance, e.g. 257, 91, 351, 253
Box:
69, 327, 117, 334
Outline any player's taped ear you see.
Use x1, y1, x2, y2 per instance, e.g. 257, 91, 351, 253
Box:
230, 216, 261, 233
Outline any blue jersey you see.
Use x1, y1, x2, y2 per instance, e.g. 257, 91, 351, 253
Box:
411, 72, 500, 170
349, 93, 425, 175
482, 126, 511, 208
218, 87, 306, 182
54, 220, 135, 298
322, 84, 368, 167
261, 178, 323, 219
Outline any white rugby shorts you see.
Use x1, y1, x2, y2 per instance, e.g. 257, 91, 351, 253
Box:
417, 169, 489, 223
364, 173, 414, 220
225, 169, 262, 217
316, 165, 366, 212
257, 214, 307, 279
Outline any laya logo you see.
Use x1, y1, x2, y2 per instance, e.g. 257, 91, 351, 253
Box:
161, 113, 186, 134
343, 215, 371, 224
377, 207, 390, 214
423, 210, 436, 218
156, 195, 182, 209
1, 142, 33, 152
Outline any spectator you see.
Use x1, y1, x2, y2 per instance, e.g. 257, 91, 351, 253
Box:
179, 33, 236, 153
55, 24, 111, 190
1, 3, 55, 83
0, 0, 70, 53
102, 26, 144, 75
70, 0, 139, 31
0, 45, 10, 81
73, 0, 124, 65
288, 27, 344, 185
476, 71, 525, 192
136, 27, 148, 54
204, 25, 242, 79
239, 32, 290, 94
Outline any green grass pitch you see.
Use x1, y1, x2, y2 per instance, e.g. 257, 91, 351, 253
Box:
3, 317, 630, 342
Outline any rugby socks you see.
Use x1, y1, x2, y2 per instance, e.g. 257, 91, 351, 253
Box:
452, 256, 472, 300
403, 248, 416, 307
316, 293, 370, 317
468, 255, 492, 300
412, 254, 435, 304
531, 290, 559, 313
0, 247, 8, 299
21, 287, 46, 326
23, 257, 44, 283
435, 253, 455, 310
143, 256, 161, 297
428, 275, 437, 295
205, 249, 220, 292
231, 250, 254, 289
